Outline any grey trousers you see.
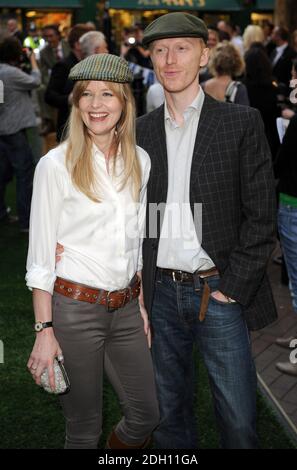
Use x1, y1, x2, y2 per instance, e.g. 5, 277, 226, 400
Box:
52, 293, 159, 449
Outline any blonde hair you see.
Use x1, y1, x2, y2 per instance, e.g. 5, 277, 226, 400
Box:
209, 41, 245, 78
243, 25, 264, 51
64, 80, 141, 202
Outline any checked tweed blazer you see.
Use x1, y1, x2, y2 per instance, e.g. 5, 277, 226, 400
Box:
136, 94, 278, 331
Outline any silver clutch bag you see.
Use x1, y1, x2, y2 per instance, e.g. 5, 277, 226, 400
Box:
40, 357, 70, 395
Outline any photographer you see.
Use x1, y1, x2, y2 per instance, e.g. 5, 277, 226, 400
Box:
0, 37, 40, 232
121, 25, 151, 69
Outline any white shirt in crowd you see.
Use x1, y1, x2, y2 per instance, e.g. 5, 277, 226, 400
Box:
146, 82, 165, 113
157, 86, 215, 273
26, 142, 151, 294
272, 42, 288, 66
231, 36, 244, 56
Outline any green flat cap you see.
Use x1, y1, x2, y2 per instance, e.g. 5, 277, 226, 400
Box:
69, 53, 133, 83
142, 12, 208, 47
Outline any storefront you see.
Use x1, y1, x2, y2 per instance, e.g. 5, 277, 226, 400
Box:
0, 1, 83, 37
106, 0, 275, 46
251, 0, 274, 25
107, 0, 243, 47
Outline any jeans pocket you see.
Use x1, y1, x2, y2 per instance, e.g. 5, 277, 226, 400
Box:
209, 293, 237, 307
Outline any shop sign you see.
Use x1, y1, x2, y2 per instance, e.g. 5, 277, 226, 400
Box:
108, 0, 241, 10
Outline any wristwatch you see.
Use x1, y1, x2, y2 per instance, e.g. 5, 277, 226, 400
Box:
34, 321, 53, 333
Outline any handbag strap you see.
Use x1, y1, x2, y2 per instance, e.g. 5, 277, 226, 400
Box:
224, 81, 240, 103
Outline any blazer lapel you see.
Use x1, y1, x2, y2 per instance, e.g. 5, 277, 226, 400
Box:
149, 105, 168, 201
190, 94, 222, 195
151, 105, 168, 173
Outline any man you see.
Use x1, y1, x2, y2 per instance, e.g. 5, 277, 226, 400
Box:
274, 114, 297, 377
78, 30, 108, 59
40, 24, 70, 80
39, 24, 70, 135
136, 12, 277, 449
7, 18, 25, 44
23, 24, 44, 55
270, 26, 296, 94
0, 37, 40, 232
45, 24, 93, 141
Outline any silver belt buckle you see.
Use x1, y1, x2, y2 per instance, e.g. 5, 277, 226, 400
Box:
106, 291, 116, 312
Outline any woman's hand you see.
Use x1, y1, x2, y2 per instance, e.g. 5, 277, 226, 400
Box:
27, 329, 63, 391
210, 290, 236, 303
137, 271, 151, 348
139, 301, 152, 349
55, 242, 64, 263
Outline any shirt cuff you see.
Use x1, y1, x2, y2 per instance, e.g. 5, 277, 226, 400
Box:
25, 264, 56, 295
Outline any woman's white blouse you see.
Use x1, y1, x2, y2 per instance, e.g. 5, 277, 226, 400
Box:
26, 142, 151, 294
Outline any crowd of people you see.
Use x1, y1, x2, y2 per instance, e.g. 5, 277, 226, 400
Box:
0, 12, 297, 449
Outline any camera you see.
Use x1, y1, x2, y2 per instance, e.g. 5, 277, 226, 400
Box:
125, 37, 141, 47
22, 47, 33, 58
20, 47, 33, 74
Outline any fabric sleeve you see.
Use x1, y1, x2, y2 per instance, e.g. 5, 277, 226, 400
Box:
137, 151, 151, 271
25, 155, 65, 294
12, 68, 41, 91
218, 108, 277, 305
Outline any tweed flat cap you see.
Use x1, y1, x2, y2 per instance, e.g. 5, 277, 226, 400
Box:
142, 12, 208, 47
69, 53, 133, 83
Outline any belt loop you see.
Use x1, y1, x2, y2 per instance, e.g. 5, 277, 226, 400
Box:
193, 273, 201, 292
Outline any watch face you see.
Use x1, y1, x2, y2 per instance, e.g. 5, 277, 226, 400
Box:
35, 322, 43, 332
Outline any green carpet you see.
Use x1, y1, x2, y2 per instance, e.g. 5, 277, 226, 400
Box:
0, 181, 296, 449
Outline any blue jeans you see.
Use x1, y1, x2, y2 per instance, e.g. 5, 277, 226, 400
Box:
0, 130, 34, 229
151, 270, 258, 449
278, 203, 297, 313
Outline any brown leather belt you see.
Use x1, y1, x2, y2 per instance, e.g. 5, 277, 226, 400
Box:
157, 267, 220, 323
54, 276, 141, 312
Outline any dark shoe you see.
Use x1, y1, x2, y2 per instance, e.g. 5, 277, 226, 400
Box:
275, 361, 297, 376
106, 429, 151, 449
275, 335, 297, 348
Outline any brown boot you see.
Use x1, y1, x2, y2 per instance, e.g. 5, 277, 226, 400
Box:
106, 429, 151, 449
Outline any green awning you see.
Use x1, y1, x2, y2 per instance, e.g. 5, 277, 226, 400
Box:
108, 0, 242, 11
254, 0, 274, 10
0, 0, 82, 7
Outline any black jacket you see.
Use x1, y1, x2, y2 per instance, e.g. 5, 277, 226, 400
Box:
271, 45, 297, 89
45, 52, 78, 141
274, 114, 297, 198
136, 94, 277, 331
245, 82, 280, 160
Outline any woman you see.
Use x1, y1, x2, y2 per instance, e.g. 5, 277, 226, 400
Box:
274, 114, 297, 376
26, 53, 159, 449
203, 42, 249, 105
242, 25, 264, 52
0, 37, 40, 231
244, 44, 280, 161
